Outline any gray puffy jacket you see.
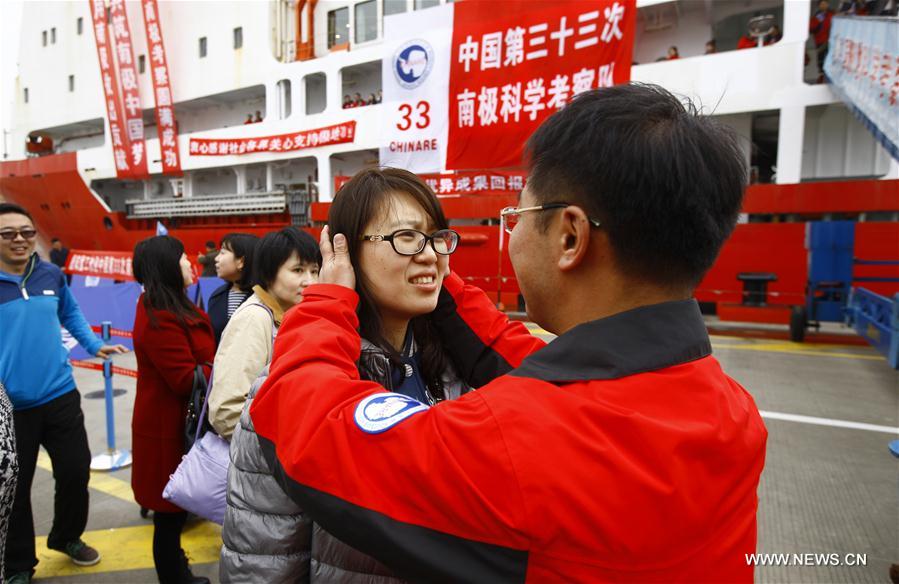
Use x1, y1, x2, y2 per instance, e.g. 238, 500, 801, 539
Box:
220, 339, 468, 584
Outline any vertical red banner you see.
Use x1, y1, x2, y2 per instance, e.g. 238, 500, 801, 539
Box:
446, 0, 636, 170
88, 0, 135, 179
109, 0, 149, 178
141, 0, 182, 175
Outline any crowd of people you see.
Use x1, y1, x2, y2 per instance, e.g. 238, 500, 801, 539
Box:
243, 111, 264, 125
0, 83, 769, 584
342, 90, 382, 109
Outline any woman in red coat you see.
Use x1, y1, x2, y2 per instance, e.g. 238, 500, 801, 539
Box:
132, 235, 215, 584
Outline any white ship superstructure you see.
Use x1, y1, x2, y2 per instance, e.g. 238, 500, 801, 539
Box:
4, 0, 896, 213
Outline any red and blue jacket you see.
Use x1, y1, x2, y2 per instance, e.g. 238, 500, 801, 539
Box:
251, 272, 768, 582
0, 253, 103, 410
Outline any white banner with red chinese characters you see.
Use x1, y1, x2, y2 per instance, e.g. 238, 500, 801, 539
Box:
825, 17, 899, 161
379, 4, 454, 173
141, 0, 182, 175
379, 0, 635, 173
335, 169, 527, 195
88, 0, 135, 180
189, 121, 356, 156
65, 250, 135, 280
108, 0, 149, 178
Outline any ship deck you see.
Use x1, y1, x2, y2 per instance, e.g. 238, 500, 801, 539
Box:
28, 324, 899, 583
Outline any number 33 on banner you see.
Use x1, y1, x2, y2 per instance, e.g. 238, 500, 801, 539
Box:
396, 101, 431, 131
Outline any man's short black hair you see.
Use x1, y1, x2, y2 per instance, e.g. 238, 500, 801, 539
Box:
525, 82, 747, 289
253, 227, 322, 291
51, 237, 61, 243
0, 203, 34, 222
205, 240, 216, 249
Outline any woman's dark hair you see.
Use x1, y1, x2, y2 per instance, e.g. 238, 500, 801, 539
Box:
253, 227, 322, 291
219, 233, 259, 292
133, 235, 202, 326
328, 167, 451, 399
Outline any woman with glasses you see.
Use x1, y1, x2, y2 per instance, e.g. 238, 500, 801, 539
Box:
220, 168, 468, 584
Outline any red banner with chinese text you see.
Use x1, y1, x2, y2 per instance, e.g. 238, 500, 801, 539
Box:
335, 169, 527, 195
88, 0, 135, 180
65, 250, 135, 280
109, 0, 149, 178
189, 122, 356, 156
446, 0, 635, 170
141, 0, 182, 175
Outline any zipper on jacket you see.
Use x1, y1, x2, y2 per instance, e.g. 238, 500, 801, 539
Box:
18, 253, 37, 300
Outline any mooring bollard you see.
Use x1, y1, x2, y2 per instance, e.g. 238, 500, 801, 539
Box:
90, 320, 133, 471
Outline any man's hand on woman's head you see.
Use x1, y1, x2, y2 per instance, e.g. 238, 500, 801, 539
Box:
318, 226, 357, 291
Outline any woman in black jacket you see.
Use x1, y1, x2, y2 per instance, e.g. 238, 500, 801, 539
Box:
207, 233, 258, 345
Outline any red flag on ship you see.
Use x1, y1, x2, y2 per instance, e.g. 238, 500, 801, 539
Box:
445, 0, 636, 170
88, 0, 137, 180
141, 0, 182, 175
189, 121, 357, 156
108, 0, 149, 179
65, 250, 135, 280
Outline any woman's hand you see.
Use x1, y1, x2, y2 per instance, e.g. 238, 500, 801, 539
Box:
318, 226, 356, 290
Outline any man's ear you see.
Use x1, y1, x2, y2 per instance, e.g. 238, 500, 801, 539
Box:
556, 206, 592, 272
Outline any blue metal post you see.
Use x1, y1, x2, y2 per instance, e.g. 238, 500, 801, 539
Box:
102, 321, 116, 452
90, 320, 132, 470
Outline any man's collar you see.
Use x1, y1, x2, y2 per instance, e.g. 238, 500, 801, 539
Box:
511, 299, 711, 382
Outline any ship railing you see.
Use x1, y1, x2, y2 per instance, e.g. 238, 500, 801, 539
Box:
125, 191, 297, 219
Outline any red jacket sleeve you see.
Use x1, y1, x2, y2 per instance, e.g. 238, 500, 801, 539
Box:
430, 272, 546, 388
252, 283, 531, 582
142, 312, 212, 397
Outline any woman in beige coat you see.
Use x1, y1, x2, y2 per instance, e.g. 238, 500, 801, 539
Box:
208, 227, 320, 439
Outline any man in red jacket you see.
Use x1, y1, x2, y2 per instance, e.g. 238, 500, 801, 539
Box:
810, 0, 835, 79
251, 83, 767, 582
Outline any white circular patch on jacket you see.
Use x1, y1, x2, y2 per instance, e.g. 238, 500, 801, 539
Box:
354, 393, 429, 434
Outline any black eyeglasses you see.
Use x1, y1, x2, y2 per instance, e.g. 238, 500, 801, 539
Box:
0, 228, 38, 241
360, 229, 460, 256
500, 203, 601, 234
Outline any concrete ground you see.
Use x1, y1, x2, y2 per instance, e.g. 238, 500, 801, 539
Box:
23, 322, 899, 583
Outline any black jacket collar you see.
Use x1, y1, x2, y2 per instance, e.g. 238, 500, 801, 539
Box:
511, 299, 711, 383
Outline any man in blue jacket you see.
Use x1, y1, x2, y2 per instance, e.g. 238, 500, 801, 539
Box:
0, 203, 127, 583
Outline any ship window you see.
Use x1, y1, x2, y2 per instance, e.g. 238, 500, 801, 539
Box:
69, 75, 75, 92
384, 0, 407, 16
304, 73, 326, 115
355, 1, 377, 44
51, 28, 56, 44
341, 61, 381, 108
77, 17, 83, 35
199, 36, 207, 58
234, 27, 243, 49
414, 0, 439, 9
42, 31, 47, 47
276, 79, 292, 119
24, 88, 28, 103
328, 7, 349, 48
138, 55, 146, 74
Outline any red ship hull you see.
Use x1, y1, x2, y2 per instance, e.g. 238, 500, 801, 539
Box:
3, 152, 898, 317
